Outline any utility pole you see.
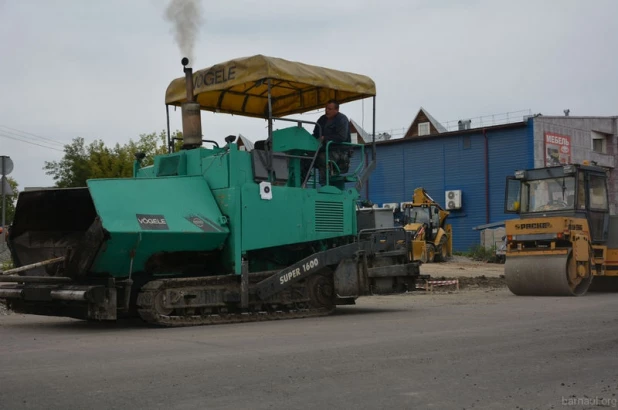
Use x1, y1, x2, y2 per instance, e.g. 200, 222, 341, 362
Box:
0, 156, 14, 243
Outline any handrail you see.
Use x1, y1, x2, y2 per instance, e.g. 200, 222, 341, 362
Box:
324, 141, 365, 186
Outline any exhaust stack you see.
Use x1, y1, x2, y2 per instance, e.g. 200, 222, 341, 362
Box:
181, 57, 203, 150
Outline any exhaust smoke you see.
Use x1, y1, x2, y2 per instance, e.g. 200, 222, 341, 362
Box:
164, 0, 203, 65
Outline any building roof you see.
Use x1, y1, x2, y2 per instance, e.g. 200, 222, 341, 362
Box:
421, 108, 448, 133
237, 134, 254, 151
349, 118, 372, 142
375, 120, 527, 147
404, 107, 447, 138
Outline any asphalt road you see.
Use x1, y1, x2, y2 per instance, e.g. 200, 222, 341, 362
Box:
1, 289, 617, 410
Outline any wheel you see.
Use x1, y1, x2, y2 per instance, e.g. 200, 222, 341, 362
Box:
434, 236, 448, 262
154, 291, 174, 316
566, 253, 591, 296
307, 272, 335, 310
425, 244, 436, 263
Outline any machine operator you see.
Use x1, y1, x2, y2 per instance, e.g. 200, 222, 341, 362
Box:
312, 99, 352, 183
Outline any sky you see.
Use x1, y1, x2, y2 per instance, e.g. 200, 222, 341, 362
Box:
0, 0, 617, 190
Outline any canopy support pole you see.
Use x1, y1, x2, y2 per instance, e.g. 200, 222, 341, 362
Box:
166, 105, 172, 153
267, 79, 273, 139
372, 96, 376, 161
267, 79, 274, 181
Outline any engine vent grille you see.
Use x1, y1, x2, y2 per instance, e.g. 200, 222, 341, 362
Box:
157, 156, 181, 177
315, 201, 344, 233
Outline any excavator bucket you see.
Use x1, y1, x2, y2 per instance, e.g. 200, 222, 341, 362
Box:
411, 240, 427, 263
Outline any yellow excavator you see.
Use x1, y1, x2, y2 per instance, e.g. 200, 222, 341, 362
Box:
503, 162, 618, 296
402, 188, 452, 263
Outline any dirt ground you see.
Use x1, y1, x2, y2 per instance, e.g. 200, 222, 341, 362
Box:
418, 255, 506, 291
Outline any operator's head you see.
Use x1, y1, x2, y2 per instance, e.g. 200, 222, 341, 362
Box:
325, 99, 339, 119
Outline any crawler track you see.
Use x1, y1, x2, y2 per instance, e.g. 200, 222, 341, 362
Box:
136, 273, 335, 327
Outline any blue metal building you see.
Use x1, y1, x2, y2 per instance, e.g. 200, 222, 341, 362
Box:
352, 118, 535, 252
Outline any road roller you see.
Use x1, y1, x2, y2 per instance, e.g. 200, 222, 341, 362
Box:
503, 162, 618, 296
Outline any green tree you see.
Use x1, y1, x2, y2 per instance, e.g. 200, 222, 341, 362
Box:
0, 176, 19, 225
44, 130, 182, 188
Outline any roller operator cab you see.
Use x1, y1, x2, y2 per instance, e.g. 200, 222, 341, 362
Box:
1, 56, 424, 326
503, 163, 618, 296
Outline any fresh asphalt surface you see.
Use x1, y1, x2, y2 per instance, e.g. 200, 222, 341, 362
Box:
0, 289, 617, 410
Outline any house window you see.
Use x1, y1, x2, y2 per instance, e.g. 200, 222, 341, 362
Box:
591, 131, 607, 154
418, 122, 430, 136
463, 136, 471, 150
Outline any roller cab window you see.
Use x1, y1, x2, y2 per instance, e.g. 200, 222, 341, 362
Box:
522, 176, 575, 213
589, 175, 608, 211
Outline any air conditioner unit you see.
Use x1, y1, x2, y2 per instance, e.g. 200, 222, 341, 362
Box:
382, 202, 399, 211
445, 190, 462, 210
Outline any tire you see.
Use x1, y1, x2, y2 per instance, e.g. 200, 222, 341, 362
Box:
426, 244, 436, 263
434, 236, 449, 262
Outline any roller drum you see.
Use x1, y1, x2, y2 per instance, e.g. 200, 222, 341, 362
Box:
505, 252, 591, 296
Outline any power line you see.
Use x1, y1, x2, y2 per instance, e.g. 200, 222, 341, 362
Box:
0, 125, 66, 147
0, 132, 64, 152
